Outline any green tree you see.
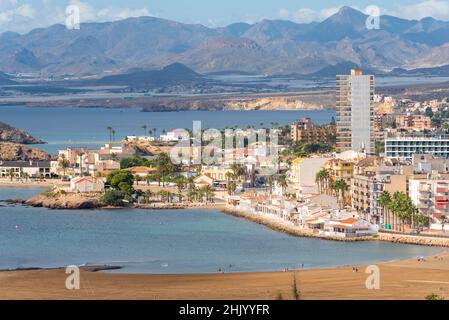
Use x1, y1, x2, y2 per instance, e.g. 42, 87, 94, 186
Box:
102, 190, 125, 207
107, 170, 135, 195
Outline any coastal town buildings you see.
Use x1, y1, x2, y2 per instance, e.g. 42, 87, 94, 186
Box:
396, 114, 432, 131
325, 158, 353, 186
409, 175, 449, 231
58, 143, 131, 177
336, 69, 375, 154
290, 118, 336, 145
226, 192, 378, 238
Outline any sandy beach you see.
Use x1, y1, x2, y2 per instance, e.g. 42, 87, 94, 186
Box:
1, 251, 448, 300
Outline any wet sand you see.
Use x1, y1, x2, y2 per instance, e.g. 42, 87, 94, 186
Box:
1, 252, 448, 300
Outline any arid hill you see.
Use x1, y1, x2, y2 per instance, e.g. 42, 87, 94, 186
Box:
0, 142, 52, 161
0, 122, 45, 144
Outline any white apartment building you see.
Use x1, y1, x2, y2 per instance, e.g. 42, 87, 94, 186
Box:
385, 136, 449, 160
336, 69, 375, 154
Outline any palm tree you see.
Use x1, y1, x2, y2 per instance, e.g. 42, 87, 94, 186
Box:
389, 192, 415, 232
276, 174, 288, 194
106, 126, 113, 143
58, 154, 70, 178
230, 163, 245, 183
332, 179, 348, 210
143, 190, 153, 204
315, 169, 330, 195
8, 168, 15, 181
109, 153, 119, 161
142, 125, 148, 136
78, 152, 85, 176
111, 130, 116, 142
379, 191, 392, 229
175, 176, 186, 193
22, 172, 30, 182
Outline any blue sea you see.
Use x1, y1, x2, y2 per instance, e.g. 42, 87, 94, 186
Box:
0, 105, 335, 153
0, 188, 443, 274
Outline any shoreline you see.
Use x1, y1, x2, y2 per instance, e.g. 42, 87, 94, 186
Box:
223, 208, 449, 247
1, 251, 449, 300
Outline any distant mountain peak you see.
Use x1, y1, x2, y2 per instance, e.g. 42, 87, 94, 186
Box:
326, 6, 367, 23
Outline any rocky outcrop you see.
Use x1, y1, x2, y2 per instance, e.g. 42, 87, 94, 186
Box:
23, 191, 103, 209
124, 140, 172, 156
0, 122, 45, 144
0, 142, 52, 161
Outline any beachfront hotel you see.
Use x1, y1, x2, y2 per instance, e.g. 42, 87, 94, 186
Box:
336, 69, 375, 154
385, 135, 449, 160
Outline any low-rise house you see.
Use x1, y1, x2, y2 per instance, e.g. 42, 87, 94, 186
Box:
194, 174, 214, 188
327, 217, 378, 238
125, 166, 157, 178
70, 177, 104, 192
0, 160, 52, 178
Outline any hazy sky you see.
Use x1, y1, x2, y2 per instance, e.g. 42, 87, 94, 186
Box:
1, 0, 449, 33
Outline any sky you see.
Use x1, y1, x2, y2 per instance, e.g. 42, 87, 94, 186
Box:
1, 0, 449, 33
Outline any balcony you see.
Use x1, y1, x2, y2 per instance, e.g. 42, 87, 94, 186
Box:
435, 196, 448, 203
437, 187, 449, 194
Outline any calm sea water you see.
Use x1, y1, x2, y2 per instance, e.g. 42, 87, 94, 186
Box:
0, 188, 443, 274
0, 105, 335, 153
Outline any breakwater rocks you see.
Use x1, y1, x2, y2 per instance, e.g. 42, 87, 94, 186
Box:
378, 233, 449, 247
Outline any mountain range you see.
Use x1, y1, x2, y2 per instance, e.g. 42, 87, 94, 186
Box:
2, 6, 449, 77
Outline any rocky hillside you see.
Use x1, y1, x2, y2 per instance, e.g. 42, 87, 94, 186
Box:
1, 7, 449, 76
0, 142, 52, 161
0, 122, 45, 144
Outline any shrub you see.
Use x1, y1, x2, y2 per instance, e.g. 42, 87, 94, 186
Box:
102, 190, 125, 207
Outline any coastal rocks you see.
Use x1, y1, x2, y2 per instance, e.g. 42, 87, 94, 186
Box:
24, 192, 103, 209
0, 122, 46, 144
